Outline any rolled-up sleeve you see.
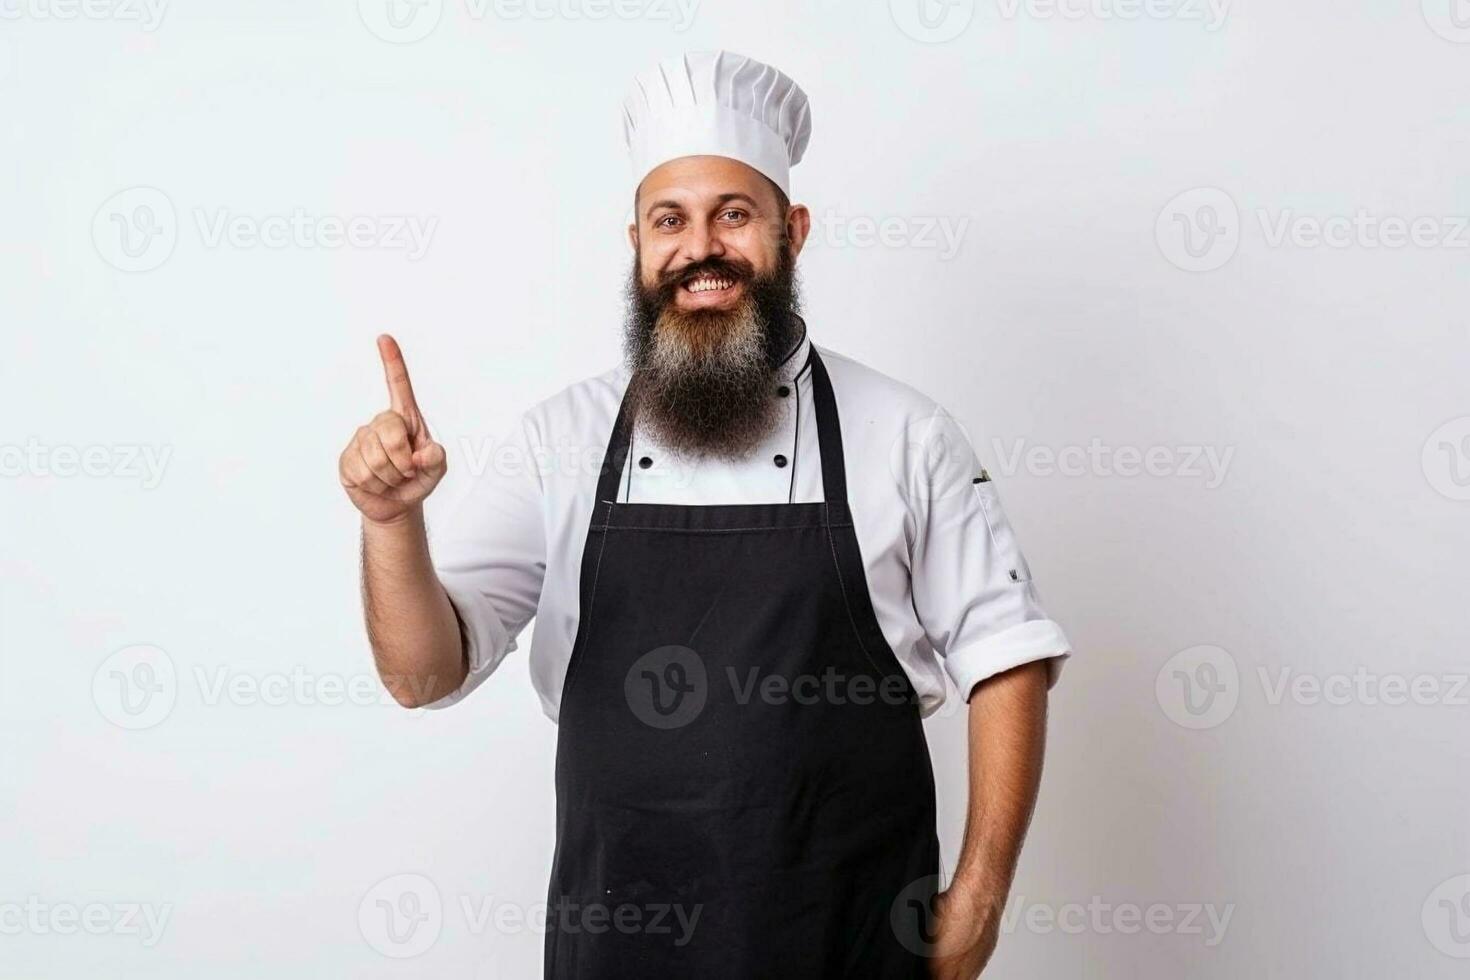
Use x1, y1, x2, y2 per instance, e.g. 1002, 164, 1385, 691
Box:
906, 410, 1072, 699
422, 413, 546, 709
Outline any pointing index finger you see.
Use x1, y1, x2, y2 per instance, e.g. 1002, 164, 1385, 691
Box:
377, 334, 420, 418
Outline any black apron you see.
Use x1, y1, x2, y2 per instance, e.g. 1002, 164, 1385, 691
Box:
546, 347, 941, 978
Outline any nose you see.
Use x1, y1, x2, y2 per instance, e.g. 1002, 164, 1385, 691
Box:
679, 218, 727, 266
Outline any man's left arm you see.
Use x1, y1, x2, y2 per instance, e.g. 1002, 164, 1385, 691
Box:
928, 660, 1049, 979
902, 408, 1072, 977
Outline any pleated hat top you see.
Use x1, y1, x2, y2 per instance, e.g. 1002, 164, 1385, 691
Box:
621, 50, 812, 197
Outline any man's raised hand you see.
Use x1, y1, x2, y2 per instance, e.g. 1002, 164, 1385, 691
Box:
339, 335, 448, 524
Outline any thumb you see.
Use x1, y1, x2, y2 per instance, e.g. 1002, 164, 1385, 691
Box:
412, 441, 447, 477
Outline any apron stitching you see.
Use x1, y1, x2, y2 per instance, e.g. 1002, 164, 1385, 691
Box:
822, 507, 896, 681
563, 504, 612, 703
589, 523, 847, 533
686, 580, 731, 645
788, 366, 801, 504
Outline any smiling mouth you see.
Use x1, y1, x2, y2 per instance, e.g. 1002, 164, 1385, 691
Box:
682, 275, 739, 296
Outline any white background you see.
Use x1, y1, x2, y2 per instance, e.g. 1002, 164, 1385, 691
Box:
2, 1, 1468, 977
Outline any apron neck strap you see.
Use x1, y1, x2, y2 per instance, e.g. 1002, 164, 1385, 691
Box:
807, 346, 848, 505
594, 345, 849, 506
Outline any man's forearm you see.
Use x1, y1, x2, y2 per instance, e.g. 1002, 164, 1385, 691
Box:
951, 659, 1050, 906
361, 506, 467, 708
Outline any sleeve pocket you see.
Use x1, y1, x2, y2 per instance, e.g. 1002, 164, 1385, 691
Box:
970, 477, 1033, 584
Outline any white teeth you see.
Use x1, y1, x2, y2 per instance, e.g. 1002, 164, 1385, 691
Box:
686, 278, 732, 293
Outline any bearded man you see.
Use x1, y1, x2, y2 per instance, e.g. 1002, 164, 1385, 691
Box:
338, 50, 1072, 980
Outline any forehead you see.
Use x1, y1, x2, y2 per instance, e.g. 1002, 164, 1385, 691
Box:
637, 156, 777, 212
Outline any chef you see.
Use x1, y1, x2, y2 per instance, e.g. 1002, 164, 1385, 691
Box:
338, 50, 1072, 979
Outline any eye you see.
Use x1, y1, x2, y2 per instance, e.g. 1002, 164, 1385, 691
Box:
653, 214, 683, 230
718, 209, 747, 223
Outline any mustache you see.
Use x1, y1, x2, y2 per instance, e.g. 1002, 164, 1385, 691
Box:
647, 257, 757, 302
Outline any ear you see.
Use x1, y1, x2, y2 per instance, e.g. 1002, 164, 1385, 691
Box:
785, 203, 812, 259
626, 221, 639, 252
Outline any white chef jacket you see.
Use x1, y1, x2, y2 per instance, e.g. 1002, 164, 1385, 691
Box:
427, 320, 1071, 719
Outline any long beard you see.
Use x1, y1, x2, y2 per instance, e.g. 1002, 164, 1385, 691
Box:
622, 244, 802, 460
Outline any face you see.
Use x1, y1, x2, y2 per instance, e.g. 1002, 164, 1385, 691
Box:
622, 156, 812, 459
631, 155, 810, 313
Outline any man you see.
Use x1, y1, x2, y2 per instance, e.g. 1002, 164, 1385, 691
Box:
339, 50, 1072, 979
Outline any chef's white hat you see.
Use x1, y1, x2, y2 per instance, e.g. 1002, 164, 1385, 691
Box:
622, 50, 812, 198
